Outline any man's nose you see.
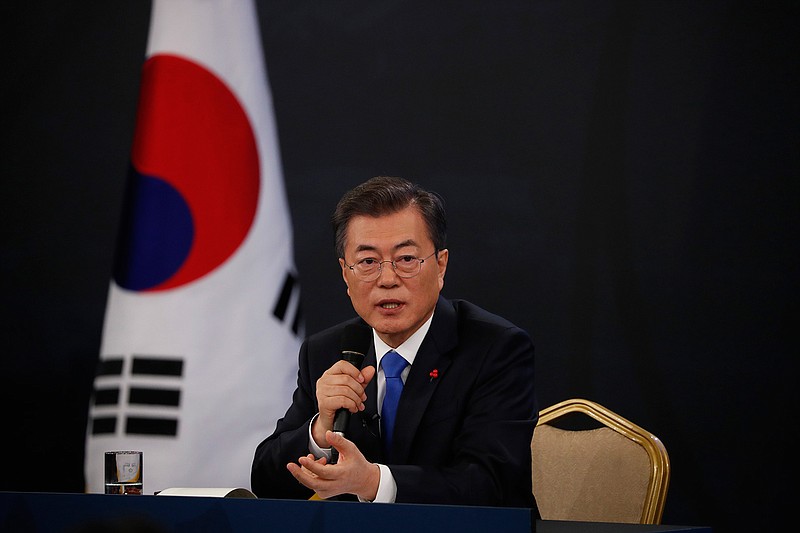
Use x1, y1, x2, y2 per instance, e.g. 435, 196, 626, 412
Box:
376, 261, 400, 285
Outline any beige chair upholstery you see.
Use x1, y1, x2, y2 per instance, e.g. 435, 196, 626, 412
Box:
531, 398, 670, 524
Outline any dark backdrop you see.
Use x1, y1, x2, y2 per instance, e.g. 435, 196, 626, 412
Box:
1, 2, 796, 532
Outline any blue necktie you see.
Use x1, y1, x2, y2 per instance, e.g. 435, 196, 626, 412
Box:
380, 350, 409, 455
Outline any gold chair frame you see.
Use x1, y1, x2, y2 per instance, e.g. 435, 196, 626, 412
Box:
532, 398, 670, 524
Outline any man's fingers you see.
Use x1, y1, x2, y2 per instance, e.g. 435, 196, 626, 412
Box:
324, 383, 367, 407
323, 360, 366, 382
316, 365, 370, 414
287, 456, 327, 488
326, 430, 343, 448
360, 365, 377, 385
297, 455, 328, 477
326, 430, 356, 458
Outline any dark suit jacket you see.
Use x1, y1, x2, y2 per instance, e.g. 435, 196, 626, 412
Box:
251, 296, 538, 510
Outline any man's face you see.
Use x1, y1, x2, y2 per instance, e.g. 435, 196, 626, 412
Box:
339, 206, 448, 348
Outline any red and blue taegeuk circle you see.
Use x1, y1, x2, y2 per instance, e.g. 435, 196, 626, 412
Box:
114, 54, 260, 292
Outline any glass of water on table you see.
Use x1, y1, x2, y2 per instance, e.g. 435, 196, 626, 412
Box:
104, 451, 143, 494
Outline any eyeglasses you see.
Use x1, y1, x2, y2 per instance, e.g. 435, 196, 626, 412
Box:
344, 251, 438, 282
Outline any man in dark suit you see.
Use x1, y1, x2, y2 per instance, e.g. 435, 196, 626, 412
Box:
251, 176, 538, 510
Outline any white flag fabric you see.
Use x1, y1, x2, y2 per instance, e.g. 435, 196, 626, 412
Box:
85, 0, 301, 494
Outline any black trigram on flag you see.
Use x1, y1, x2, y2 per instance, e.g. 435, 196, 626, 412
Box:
90, 355, 184, 437
272, 271, 303, 335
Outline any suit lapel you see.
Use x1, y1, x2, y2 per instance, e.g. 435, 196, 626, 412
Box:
362, 343, 379, 420
390, 296, 457, 463
355, 341, 384, 461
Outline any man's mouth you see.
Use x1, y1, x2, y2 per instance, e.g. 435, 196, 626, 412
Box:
380, 302, 400, 309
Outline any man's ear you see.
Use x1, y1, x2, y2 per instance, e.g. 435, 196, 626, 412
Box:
339, 258, 351, 291
436, 249, 449, 288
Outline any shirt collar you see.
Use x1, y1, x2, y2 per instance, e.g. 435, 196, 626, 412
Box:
373, 309, 435, 368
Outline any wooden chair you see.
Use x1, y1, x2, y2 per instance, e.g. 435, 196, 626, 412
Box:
531, 398, 670, 524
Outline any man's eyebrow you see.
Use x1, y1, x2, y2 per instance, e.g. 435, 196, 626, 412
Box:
352, 240, 419, 253
354, 244, 378, 252
393, 240, 418, 251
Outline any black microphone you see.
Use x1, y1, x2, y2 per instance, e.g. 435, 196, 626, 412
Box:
330, 324, 372, 464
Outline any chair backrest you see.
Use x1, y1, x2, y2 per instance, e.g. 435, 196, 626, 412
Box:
531, 398, 670, 524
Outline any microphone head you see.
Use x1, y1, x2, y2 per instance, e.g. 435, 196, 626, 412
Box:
340, 323, 372, 366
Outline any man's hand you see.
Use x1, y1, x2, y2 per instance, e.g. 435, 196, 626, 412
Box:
287, 431, 380, 501
312, 362, 376, 446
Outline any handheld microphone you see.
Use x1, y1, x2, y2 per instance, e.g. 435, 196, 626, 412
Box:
330, 324, 372, 464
